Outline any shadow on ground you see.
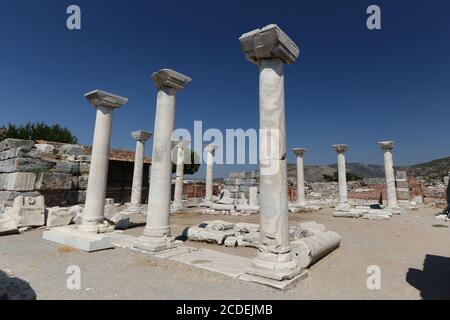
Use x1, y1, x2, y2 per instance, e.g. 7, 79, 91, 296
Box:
406, 254, 450, 300
0, 270, 36, 300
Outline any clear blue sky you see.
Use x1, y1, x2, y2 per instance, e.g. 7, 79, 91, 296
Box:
1, 0, 449, 178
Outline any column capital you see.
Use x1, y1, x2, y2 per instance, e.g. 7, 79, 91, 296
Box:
379, 141, 395, 151
85, 89, 128, 109
292, 148, 307, 157
204, 143, 218, 153
239, 24, 300, 65
131, 130, 152, 142
333, 144, 348, 154
151, 69, 192, 91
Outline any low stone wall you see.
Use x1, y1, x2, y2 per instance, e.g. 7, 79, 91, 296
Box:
222, 172, 259, 202
0, 139, 89, 207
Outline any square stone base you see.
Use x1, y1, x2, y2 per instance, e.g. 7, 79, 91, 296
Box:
239, 270, 308, 290
244, 265, 303, 281
133, 236, 181, 253
42, 226, 113, 252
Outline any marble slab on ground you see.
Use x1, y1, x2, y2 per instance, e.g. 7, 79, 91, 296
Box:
42, 226, 113, 252
170, 248, 252, 279
239, 271, 308, 290
108, 232, 139, 249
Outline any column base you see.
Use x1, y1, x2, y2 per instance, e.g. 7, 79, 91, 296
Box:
245, 251, 302, 281
77, 219, 114, 234
386, 206, 405, 215
133, 235, 180, 253
171, 202, 184, 212
123, 204, 144, 215
335, 202, 351, 212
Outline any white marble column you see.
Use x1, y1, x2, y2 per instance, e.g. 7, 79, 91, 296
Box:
240, 24, 301, 280
134, 69, 191, 252
333, 144, 350, 211
379, 141, 400, 211
172, 140, 190, 211
127, 130, 152, 214
79, 90, 128, 233
204, 144, 218, 204
292, 148, 307, 207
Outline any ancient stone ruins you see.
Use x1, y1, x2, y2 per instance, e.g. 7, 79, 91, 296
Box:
1, 24, 449, 291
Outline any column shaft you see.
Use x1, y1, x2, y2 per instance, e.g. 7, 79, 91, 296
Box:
296, 156, 306, 206
337, 153, 348, 205
130, 140, 145, 207
173, 145, 185, 207
205, 151, 214, 201
384, 150, 398, 208
144, 87, 176, 237
83, 106, 113, 227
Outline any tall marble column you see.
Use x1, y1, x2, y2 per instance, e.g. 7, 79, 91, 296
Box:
79, 90, 128, 233
240, 24, 301, 280
379, 141, 400, 211
204, 144, 218, 203
127, 130, 152, 214
134, 69, 191, 252
333, 144, 350, 211
172, 140, 190, 211
292, 148, 307, 207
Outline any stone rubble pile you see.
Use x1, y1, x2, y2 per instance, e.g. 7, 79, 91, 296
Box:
0, 139, 90, 207
186, 219, 341, 268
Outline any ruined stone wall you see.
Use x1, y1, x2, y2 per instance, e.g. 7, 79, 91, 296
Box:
222, 172, 259, 202
0, 139, 89, 207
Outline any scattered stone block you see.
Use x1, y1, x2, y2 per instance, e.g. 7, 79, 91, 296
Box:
211, 203, 235, 211
224, 236, 238, 247
236, 232, 259, 248
46, 207, 76, 228
362, 212, 392, 220
234, 222, 260, 233
9, 195, 45, 227
187, 226, 236, 245
202, 220, 234, 231
292, 222, 327, 238
0, 211, 19, 235
0, 191, 40, 206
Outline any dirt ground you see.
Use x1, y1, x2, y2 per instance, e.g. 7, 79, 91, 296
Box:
1, 206, 450, 300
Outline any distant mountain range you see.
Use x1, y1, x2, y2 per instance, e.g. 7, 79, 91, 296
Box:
286, 157, 450, 182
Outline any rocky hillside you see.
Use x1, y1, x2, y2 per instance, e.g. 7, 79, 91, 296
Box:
287, 157, 450, 182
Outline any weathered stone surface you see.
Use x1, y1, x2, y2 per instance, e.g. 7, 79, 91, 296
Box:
46, 207, 76, 228
236, 232, 259, 248
234, 222, 260, 233
78, 175, 89, 190
362, 212, 392, 220
54, 160, 79, 175
0, 173, 36, 191
0, 211, 19, 235
0, 191, 40, 206
292, 222, 327, 238
0, 158, 55, 173
35, 144, 54, 154
202, 220, 234, 231
187, 226, 236, 245
224, 236, 238, 247
0, 139, 34, 152
58, 144, 85, 157
79, 163, 90, 175
0, 148, 41, 161
35, 173, 72, 190
291, 231, 342, 268
211, 203, 235, 211
9, 195, 45, 227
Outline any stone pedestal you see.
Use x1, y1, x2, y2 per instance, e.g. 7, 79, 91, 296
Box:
126, 130, 152, 214
379, 141, 401, 213
204, 144, 218, 204
79, 90, 128, 233
134, 69, 191, 253
172, 140, 190, 211
333, 144, 350, 212
240, 24, 302, 281
292, 148, 307, 207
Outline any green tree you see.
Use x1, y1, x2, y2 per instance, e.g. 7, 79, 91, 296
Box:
171, 148, 201, 175
323, 171, 363, 182
0, 122, 78, 144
